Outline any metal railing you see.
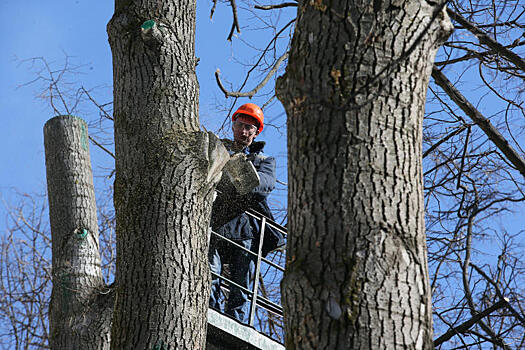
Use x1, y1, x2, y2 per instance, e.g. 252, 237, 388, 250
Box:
209, 208, 287, 340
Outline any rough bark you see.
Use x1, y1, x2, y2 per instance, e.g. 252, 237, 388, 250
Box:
276, 0, 452, 348
107, 1, 229, 348
44, 115, 113, 349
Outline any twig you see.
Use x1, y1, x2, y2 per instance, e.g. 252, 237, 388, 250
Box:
423, 125, 468, 158
215, 52, 288, 98
217, 16, 296, 132
458, 201, 511, 350
210, 0, 218, 19
45, 58, 72, 116
255, 2, 298, 10
456, 126, 471, 190
447, 9, 525, 72
88, 136, 115, 159
276, 179, 288, 186
477, 63, 524, 114
261, 95, 276, 110
217, 17, 295, 133
433, 298, 510, 346
227, 0, 241, 41
435, 40, 525, 66
432, 66, 525, 180
80, 87, 113, 121
471, 263, 525, 325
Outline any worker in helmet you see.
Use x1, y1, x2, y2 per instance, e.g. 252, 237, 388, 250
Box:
209, 103, 285, 323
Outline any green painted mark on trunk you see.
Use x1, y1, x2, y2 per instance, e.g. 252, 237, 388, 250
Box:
80, 123, 88, 151
142, 20, 156, 30
77, 228, 88, 239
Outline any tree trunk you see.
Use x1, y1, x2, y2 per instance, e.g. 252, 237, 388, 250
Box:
44, 115, 113, 349
107, 1, 229, 348
276, 0, 452, 348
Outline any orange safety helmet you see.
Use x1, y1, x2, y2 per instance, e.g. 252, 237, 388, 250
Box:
232, 103, 264, 133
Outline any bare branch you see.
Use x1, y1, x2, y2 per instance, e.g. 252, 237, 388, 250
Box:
88, 135, 115, 159
459, 198, 512, 350
210, 0, 218, 19
227, 0, 241, 41
255, 2, 298, 10
471, 263, 525, 326
261, 95, 276, 110
432, 66, 525, 180
435, 40, 525, 66
477, 64, 524, 115
80, 87, 113, 121
434, 298, 510, 346
447, 9, 525, 72
456, 126, 471, 190
423, 125, 468, 158
215, 52, 288, 98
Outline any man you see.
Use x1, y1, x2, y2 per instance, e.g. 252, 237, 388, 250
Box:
209, 103, 284, 323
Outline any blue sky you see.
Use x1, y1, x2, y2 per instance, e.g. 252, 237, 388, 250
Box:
0, 0, 290, 214
1, 1, 113, 198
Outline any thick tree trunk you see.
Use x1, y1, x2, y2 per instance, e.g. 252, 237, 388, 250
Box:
277, 1, 452, 349
107, 1, 229, 348
44, 115, 112, 349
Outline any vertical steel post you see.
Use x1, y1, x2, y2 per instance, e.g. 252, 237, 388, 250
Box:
248, 216, 266, 326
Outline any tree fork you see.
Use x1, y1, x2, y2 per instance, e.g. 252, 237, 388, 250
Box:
44, 115, 112, 350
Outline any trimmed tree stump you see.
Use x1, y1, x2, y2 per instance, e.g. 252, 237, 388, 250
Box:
44, 115, 112, 350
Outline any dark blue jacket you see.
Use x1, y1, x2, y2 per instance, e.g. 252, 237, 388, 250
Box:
211, 140, 285, 256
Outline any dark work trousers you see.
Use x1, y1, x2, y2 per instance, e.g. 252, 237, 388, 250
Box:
209, 237, 255, 323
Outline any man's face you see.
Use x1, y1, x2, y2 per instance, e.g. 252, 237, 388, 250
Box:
232, 115, 259, 147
